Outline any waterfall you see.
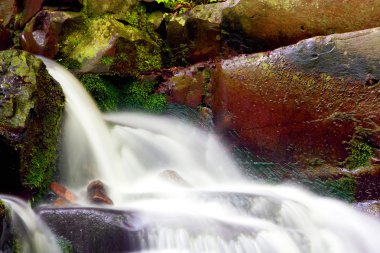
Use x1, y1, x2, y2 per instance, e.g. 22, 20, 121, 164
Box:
0, 195, 61, 253
40, 58, 380, 253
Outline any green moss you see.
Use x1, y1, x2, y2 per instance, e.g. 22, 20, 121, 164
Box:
345, 141, 373, 170
123, 80, 167, 113
305, 176, 357, 203
0, 51, 64, 198
79, 74, 120, 112
0, 200, 5, 219
13, 239, 21, 253
58, 236, 73, 253
136, 43, 162, 73
101, 56, 114, 65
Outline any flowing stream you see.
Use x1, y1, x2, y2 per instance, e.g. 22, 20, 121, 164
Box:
38, 58, 380, 253
0, 195, 61, 253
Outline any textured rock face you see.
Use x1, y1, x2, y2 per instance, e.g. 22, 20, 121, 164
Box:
212, 27, 380, 165
38, 207, 145, 253
222, 0, 380, 53
0, 50, 64, 195
162, 28, 380, 168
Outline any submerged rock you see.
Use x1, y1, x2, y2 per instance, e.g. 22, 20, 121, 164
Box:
38, 207, 145, 253
87, 180, 113, 205
0, 50, 64, 196
163, 27, 380, 169
222, 0, 380, 54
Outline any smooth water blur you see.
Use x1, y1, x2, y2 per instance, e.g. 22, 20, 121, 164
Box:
0, 195, 61, 253
41, 57, 380, 253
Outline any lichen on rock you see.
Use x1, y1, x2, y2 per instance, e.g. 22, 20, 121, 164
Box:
0, 50, 64, 198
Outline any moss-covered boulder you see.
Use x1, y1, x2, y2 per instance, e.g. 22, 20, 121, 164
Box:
0, 0, 18, 50
162, 27, 380, 169
60, 16, 162, 75
0, 50, 64, 197
84, 0, 138, 19
222, 0, 380, 54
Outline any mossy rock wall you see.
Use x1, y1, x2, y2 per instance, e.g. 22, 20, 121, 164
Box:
0, 50, 64, 198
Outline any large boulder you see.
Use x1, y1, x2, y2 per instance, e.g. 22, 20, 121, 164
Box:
0, 50, 64, 196
38, 207, 145, 253
162, 27, 380, 169
222, 0, 380, 53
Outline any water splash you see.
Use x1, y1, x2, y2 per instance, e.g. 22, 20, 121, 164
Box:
40, 57, 380, 253
0, 195, 61, 253
39, 57, 123, 189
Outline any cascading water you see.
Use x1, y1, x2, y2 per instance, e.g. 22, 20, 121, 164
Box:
40, 58, 380, 253
0, 195, 61, 253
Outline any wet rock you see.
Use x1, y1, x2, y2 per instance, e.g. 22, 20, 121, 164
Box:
87, 180, 113, 205
0, 0, 18, 28
211, 27, 380, 166
21, 10, 82, 58
165, 1, 234, 63
353, 166, 380, 201
0, 50, 64, 196
0, 27, 11, 50
21, 0, 44, 26
50, 182, 77, 204
222, 0, 380, 54
222, 0, 380, 53
158, 170, 190, 187
60, 17, 162, 75
85, 0, 138, 19
37, 207, 145, 253
354, 200, 380, 219
164, 28, 380, 168
161, 62, 214, 108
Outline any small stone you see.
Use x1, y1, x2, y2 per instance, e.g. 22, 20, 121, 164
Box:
50, 182, 77, 204
158, 170, 190, 187
87, 180, 113, 205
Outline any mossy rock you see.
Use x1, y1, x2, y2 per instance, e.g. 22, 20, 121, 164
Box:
60, 16, 162, 76
84, 0, 138, 19
0, 50, 65, 198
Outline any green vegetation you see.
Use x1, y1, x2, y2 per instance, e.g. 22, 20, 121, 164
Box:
78, 74, 167, 114
58, 236, 74, 253
123, 80, 167, 113
345, 141, 373, 170
0, 200, 5, 219
305, 176, 357, 203
79, 74, 119, 112
156, 0, 218, 11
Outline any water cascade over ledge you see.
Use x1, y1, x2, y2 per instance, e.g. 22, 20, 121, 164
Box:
37, 58, 380, 253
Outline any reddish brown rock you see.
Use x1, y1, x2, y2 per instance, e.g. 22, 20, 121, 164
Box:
87, 180, 113, 205
211, 28, 380, 166
50, 182, 77, 204
164, 28, 380, 168
222, 0, 380, 54
21, 0, 44, 26
21, 10, 81, 58
0, 27, 11, 50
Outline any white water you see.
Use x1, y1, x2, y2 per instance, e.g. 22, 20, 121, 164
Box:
0, 195, 61, 253
41, 59, 380, 253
